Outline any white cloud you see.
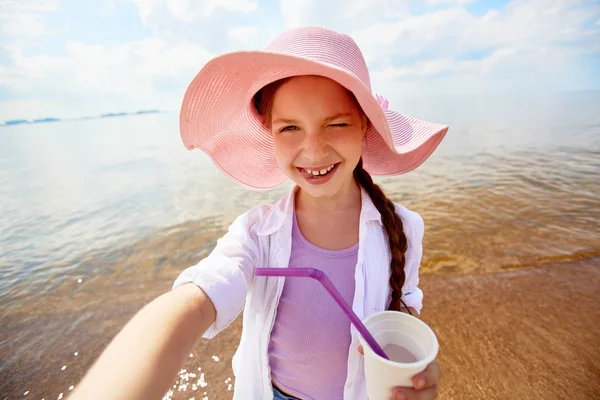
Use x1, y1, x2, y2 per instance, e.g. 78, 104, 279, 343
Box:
125, 0, 257, 23
0, 0, 57, 13
117, 0, 267, 55
228, 25, 260, 47
0, 38, 213, 120
374, 46, 527, 81
1, 0, 268, 120
426, 0, 475, 5
378, 58, 454, 78
4, 38, 212, 95
353, 2, 596, 60
277, 0, 598, 61
0, 0, 58, 37
457, 47, 519, 74
279, 0, 415, 31
345, 0, 599, 97
0, 11, 49, 37
279, 0, 327, 29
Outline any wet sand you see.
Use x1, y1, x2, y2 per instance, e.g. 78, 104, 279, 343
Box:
420, 258, 600, 400
2, 257, 599, 399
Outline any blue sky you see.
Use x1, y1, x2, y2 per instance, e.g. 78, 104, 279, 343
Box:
0, 0, 599, 120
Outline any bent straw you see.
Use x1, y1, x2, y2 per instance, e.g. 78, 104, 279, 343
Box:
255, 267, 390, 360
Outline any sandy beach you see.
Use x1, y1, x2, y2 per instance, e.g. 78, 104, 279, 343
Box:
2, 257, 598, 400
420, 258, 600, 399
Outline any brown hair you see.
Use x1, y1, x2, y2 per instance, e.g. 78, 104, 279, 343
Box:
253, 78, 290, 128
255, 78, 412, 314
353, 160, 412, 314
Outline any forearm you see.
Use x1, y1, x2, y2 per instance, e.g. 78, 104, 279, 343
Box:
70, 283, 216, 400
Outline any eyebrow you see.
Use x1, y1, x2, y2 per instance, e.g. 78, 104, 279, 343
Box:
271, 117, 299, 125
323, 112, 355, 123
272, 112, 355, 125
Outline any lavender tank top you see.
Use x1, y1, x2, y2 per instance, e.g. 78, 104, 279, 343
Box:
268, 214, 358, 400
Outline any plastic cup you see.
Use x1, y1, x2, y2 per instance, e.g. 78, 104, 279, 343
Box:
358, 311, 439, 399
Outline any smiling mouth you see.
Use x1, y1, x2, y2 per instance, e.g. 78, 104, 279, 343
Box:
297, 163, 340, 178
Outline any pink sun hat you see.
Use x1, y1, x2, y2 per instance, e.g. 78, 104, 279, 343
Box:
180, 26, 449, 189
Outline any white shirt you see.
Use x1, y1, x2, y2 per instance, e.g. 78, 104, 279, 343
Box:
173, 187, 425, 400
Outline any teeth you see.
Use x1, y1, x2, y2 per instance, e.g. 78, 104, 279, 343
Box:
304, 164, 336, 176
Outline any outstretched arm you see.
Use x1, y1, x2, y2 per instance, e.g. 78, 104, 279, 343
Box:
69, 283, 215, 400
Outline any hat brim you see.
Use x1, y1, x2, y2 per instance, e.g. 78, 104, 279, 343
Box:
180, 51, 449, 189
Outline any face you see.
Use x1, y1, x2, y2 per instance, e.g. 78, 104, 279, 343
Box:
270, 76, 367, 200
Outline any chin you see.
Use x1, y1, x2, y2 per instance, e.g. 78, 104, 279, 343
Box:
296, 183, 341, 199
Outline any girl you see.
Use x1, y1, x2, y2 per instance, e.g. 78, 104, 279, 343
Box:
71, 26, 449, 400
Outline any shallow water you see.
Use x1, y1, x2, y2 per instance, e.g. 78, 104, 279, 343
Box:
1, 91, 599, 398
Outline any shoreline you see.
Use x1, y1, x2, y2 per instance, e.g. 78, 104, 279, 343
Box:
1, 258, 599, 399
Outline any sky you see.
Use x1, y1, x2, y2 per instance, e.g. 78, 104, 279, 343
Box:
0, 0, 599, 120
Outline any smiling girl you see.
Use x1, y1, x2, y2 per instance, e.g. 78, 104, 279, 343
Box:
71, 26, 449, 400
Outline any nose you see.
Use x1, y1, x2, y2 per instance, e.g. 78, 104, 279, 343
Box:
301, 131, 329, 161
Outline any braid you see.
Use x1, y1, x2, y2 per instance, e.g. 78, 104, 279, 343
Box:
354, 159, 412, 314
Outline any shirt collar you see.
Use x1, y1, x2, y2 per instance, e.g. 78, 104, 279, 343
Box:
359, 186, 383, 225
256, 185, 382, 237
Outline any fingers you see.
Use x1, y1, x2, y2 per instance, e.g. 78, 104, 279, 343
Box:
412, 360, 441, 389
391, 384, 438, 400
390, 361, 441, 399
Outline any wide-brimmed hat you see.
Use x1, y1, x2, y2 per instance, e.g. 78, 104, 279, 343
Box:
180, 26, 449, 189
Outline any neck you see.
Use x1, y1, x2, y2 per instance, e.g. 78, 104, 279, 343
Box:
296, 178, 362, 213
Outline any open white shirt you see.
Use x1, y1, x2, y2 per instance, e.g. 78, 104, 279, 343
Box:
173, 187, 425, 400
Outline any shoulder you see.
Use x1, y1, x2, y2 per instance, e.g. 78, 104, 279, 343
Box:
229, 204, 274, 234
230, 188, 294, 237
393, 203, 424, 242
214, 204, 275, 257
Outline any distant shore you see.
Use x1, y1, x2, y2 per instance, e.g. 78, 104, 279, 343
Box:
0, 109, 162, 127
1, 257, 599, 399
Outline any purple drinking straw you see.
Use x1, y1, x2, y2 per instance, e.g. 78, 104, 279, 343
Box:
255, 267, 390, 360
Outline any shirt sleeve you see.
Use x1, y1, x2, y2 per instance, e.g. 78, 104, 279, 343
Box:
397, 206, 425, 314
172, 211, 259, 339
